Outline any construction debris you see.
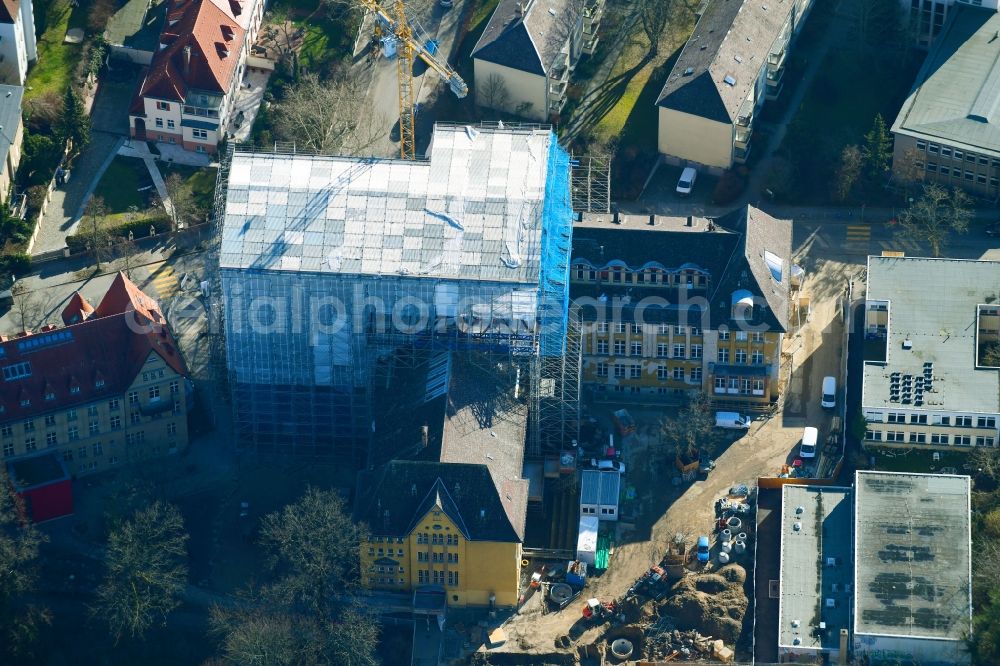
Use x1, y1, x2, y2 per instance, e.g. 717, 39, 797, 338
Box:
657, 564, 749, 645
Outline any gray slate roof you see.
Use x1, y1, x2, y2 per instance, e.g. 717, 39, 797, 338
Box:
656, 0, 785, 123
354, 460, 523, 542
891, 5, 1000, 157
472, 0, 580, 76
571, 205, 792, 331
0, 85, 22, 175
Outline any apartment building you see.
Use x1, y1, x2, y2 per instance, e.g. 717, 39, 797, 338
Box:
655, 0, 813, 173
0, 273, 191, 478
0, 0, 36, 85
861, 256, 1000, 449
0, 84, 23, 200
902, 0, 998, 46
890, 5, 1000, 200
472, 0, 604, 120
571, 205, 792, 409
128, 0, 266, 153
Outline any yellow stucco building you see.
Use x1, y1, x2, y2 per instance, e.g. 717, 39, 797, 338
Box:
571, 206, 792, 410
354, 357, 529, 609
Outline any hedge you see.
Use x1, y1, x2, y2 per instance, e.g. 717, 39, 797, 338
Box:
65, 216, 172, 253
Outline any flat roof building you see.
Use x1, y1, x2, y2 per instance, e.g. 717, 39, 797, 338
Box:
861, 256, 1000, 449
580, 469, 619, 521
890, 5, 1000, 199
853, 471, 972, 665
777, 484, 853, 661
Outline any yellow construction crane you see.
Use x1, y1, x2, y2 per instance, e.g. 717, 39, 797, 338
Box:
360, 0, 469, 159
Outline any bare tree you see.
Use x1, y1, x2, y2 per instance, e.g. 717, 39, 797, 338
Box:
0, 467, 51, 662
273, 73, 386, 156
832, 145, 863, 202
164, 173, 196, 230
660, 393, 717, 461
9, 280, 34, 333
479, 73, 511, 114
637, 0, 675, 56
115, 235, 139, 280
94, 501, 189, 643
83, 196, 110, 268
260, 20, 302, 77
894, 184, 972, 257
892, 147, 924, 196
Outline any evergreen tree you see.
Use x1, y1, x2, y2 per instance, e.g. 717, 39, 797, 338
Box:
862, 113, 893, 179
57, 87, 91, 151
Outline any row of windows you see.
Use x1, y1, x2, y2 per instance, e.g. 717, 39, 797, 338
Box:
154, 117, 176, 130
596, 363, 704, 382
2, 426, 172, 458
717, 348, 766, 364
370, 565, 405, 574
3, 406, 180, 441
917, 162, 998, 186
868, 431, 995, 446
589, 323, 763, 342
593, 323, 705, 336
368, 547, 406, 557
596, 385, 690, 396
3, 384, 180, 436
595, 341, 706, 358
714, 377, 767, 395
369, 536, 406, 544
416, 570, 459, 586
582, 506, 617, 516
415, 533, 459, 545
573, 266, 707, 288
915, 140, 999, 167
878, 414, 995, 428
417, 551, 459, 563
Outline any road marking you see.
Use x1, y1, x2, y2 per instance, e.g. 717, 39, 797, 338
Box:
846, 225, 871, 241
148, 265, 178, 300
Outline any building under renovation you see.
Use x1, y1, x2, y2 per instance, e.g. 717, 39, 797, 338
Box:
216, 124, 578, 461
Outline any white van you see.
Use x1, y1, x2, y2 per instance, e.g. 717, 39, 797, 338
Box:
676, 167, 697, 196
799, 426, 819, 458
821, 376, 836, 409
715, 411, 750, 429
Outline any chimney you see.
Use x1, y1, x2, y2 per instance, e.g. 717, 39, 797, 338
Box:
686, 215, 694, 227
648, 214, 656, 226
421, 424, 429, 448
612, 210, 620, 224
838, 629, 849, 665
183, 44, 192, 78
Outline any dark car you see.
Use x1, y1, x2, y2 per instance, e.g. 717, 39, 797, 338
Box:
985, 222, 1000, 237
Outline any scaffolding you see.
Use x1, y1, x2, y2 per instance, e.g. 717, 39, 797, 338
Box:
570, 155, 611, 214
215, 125, 580, 462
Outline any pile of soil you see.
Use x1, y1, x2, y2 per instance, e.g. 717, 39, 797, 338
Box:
657, 564, 749, 644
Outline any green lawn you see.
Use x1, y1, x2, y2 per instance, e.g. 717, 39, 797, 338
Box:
268, 0, 357, 71
26, 0, 86, 100
93, 156, 150, 213
161, 164, 218, 215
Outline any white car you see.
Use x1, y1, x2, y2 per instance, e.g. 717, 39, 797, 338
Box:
676, 167, 697, 196
799, 426, 819, 459
591, 458, 625, 474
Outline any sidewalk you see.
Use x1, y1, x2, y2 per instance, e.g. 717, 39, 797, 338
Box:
30, 133, 125, 254
118, 140, 174, 217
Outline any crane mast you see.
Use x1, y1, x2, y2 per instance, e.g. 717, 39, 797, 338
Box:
359, 0, 469, 159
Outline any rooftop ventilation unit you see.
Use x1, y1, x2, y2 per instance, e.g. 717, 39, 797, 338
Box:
902, 339, 913, 350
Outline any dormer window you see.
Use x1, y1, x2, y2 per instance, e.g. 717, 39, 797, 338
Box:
221, 25, 234, 41
70, 385, 80, 394
20, 398, 29, 407
45, 391, 55, 401
216, 42, 230, 58
95, 379, 105, 388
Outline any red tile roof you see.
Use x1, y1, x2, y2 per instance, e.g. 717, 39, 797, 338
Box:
0, 0, 19, 25
0, 273, 187, 420
60, 292, 94, 326
131, 0, 244, 112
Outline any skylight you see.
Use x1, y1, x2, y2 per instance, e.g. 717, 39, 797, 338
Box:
723, 75, 736, 86
764, 250, 783, 282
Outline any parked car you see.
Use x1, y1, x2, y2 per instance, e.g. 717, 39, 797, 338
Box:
715, 411, 750, 429
591, 458, 625, 474
676, 167, 697, 196
821, 376, 837, 409
985, 221, 1000, 237
696, 536, 711, 563
799, 426, 819, 459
